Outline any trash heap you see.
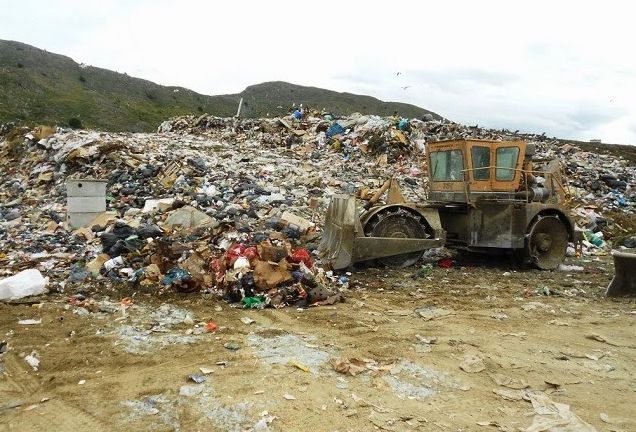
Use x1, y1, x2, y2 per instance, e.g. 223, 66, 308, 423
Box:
0, 110, 634, 303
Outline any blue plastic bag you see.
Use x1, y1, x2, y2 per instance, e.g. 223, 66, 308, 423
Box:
326, 123, 345, 138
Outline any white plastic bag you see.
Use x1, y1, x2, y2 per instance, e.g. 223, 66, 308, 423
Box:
0, 269, 49, 300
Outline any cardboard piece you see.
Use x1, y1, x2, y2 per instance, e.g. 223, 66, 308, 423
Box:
253, 259, 293, 291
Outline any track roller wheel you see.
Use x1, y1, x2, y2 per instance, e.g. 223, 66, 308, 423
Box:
526, 215, 569, 270
364, 208, 430, 268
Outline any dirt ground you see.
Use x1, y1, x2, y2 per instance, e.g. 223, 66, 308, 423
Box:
1, 254, 634, 432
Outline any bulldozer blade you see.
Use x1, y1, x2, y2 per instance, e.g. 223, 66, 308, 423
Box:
319, 194, 445, 270
319, 195, 362, 269
353, 237, 444, 262
606, 249, 636, 297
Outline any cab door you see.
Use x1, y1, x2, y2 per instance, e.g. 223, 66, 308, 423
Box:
491, 144, 524, 191
467, 142, 493, 192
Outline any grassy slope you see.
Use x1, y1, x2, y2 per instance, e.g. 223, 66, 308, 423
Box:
0, 40, 441, 132
235, 81, 440, 120
0, 40, 237, 131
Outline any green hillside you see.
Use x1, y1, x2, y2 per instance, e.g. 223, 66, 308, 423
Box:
0, 40, 441, 131
234, 81, 440, 120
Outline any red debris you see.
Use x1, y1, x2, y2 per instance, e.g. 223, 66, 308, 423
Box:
287, 248, 314, 268
438, 258, 453, 268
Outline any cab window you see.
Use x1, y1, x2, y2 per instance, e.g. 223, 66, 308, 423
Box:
471, 146, 490, 180
496, 147, 519, 181
430, 150, 464, 181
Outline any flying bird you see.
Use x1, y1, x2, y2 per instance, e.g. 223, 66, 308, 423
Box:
401, 86, 411, 90
396, 72, 401, 76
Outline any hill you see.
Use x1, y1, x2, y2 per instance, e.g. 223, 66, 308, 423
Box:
234, 81, 440, 120
0, 40, 441, 131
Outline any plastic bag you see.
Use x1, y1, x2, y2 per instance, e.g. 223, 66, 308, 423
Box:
287, 248, 314, 268
0, 269, 49, 300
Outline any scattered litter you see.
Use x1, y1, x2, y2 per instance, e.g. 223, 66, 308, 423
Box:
17, 319, 42, 325
523, 391, 596, 432
415, 335, 437, 344
223, 342, 241, 351
490, 312, 509, 320
0, 269, 48, 301
549, 319, 570, 326
240, 317, 255, 325
489, 373, 529, 389
537, 286, 561, 296
413, 305, 453, 321
493, 388, 526, 401
188, 374, 206, 384
24, 351, 40, 371
585, 333, 622, 347
288, 360, 310, 373
199, 367, 214, 375
331, 358, 371, 376
557, 264, 584, 272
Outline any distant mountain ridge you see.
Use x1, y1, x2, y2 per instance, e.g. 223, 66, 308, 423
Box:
0, 40, 441, 131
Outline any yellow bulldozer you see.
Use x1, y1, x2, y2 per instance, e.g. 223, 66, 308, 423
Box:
319, 139, 575, 270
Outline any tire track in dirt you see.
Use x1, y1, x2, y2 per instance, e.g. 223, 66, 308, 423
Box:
0, 353, 41, 400
0, 353, 113, 432
3, 398, 114, 432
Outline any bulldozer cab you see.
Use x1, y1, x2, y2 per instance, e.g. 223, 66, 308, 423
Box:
426, 139, 527, 203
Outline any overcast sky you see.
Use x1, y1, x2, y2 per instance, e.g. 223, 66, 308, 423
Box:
2, 0, 635, 144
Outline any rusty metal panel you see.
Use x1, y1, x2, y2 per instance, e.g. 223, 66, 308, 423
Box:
510, 204, 528, 248
438, 207, 469, 244
429, 191, 469, 203
468, 203, 514, 248
523, 203, 575, 241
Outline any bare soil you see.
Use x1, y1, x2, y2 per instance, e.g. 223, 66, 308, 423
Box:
1, 254, 634, 432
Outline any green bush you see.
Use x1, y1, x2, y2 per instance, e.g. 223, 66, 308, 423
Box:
68, 117, 83, 129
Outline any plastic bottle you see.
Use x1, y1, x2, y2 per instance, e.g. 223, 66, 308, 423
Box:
103, 256, 124, 271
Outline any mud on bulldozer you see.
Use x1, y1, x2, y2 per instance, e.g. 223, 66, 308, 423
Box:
319, 139, 575, 270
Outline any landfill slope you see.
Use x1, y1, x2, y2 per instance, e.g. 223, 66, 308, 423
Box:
0, 111, 634, 297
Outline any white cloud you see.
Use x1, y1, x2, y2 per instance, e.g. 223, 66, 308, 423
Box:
1, 0, 635, 143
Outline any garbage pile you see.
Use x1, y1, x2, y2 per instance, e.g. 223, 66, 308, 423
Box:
0, 110, 634, 303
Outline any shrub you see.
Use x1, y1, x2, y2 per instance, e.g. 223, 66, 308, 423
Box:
68, 117, 83, 129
